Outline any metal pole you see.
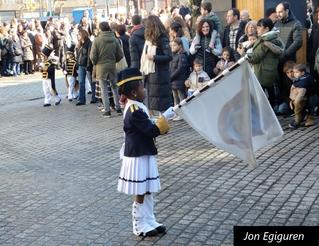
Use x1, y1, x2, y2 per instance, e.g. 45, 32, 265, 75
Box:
48, 0, 53, 16
137, 0, 140, 15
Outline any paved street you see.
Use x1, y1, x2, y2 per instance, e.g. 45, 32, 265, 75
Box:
0, 75, 318, 246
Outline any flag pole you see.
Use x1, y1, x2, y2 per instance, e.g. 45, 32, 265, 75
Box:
173, 56, 248, 112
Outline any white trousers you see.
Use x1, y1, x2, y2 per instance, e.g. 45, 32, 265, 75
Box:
67, 76, 76, 99
42, 79, 60, 104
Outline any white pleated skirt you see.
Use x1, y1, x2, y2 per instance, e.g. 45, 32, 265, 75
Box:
117, 155, 161, 195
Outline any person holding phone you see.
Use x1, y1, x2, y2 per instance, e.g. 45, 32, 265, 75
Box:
184, 58, 210, 97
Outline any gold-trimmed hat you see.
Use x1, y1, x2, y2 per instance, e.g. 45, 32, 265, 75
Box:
117, 68, 143, 87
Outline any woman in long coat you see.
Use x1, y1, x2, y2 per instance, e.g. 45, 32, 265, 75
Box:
10, 31, 23, 76
20, 31, 34, 75
140, 15, 172, 113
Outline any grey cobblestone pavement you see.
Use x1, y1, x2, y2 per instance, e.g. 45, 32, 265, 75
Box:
0, 76, 318, 245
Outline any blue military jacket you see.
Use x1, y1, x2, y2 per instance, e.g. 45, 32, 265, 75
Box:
123, 104, 160, 157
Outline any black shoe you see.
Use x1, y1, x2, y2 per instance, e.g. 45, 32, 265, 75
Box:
76, 102, 85, 106
87, 91, 92, 94
103, 111, 111, 118
90, 100, 97, 104
289, 121, 300, 129
55, 98, 61, 106
43, 103, 51, 107
155, 225, 166, 234
68, 99, 72, 102
140, 229, 158, 237
116, 108, 122, 115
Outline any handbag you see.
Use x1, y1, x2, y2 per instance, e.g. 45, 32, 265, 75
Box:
116, 38, 128, 73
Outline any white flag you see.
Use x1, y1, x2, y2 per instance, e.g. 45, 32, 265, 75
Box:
174, 59, 283, 167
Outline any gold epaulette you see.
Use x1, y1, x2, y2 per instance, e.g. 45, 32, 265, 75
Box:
130, 104, 139, 113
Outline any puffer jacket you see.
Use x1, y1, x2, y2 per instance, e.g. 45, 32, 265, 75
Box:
144, 34, 173, 111
90, 31, 123, 81
169, 51, 189, 90
247, 31, 284, 87
275, 12, 302, 61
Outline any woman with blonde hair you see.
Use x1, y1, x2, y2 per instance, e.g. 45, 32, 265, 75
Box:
141, 15, 172, 115
238, 20, 258, 45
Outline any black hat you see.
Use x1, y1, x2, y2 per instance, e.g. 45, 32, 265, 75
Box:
66, 44, 75, 53
117, 68, 143, 87
42, 45, 54, 57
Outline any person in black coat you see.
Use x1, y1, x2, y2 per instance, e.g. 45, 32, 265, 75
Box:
140, 15, 173, 113
76, 29, 92, 106
0, 35, 13, 76
9, 31, 23, 76
169, 37, 189, 106
129, 15, 145, 69
116, 24, 131, 67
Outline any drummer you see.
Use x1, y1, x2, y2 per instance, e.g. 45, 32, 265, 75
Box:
41, 45, 62, 107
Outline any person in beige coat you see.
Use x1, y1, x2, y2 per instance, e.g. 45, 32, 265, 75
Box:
90, 21, 123, 117
20, 31, 34, 75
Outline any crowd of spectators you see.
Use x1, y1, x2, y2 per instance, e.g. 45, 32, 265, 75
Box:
0, 1, 319, 127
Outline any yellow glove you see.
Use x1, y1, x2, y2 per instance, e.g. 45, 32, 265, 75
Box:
155, 115, 170, 134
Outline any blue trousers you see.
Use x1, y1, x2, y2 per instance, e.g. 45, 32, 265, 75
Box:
78, 66, 87, 104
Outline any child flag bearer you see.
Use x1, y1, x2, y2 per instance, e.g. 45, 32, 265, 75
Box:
117, 68, 175, 237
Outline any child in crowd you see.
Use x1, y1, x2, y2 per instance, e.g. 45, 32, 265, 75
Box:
289, 64, 314, 129
213, 47, 235, 75
169, 38, 189, 117
274, 61, 294, 116
237, 33, 258, 57
185, 58, 210, 96
244, 33, 258, 54
40, 46, 61, 107
117, 67, 175, 237
63, 45, 78, 101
